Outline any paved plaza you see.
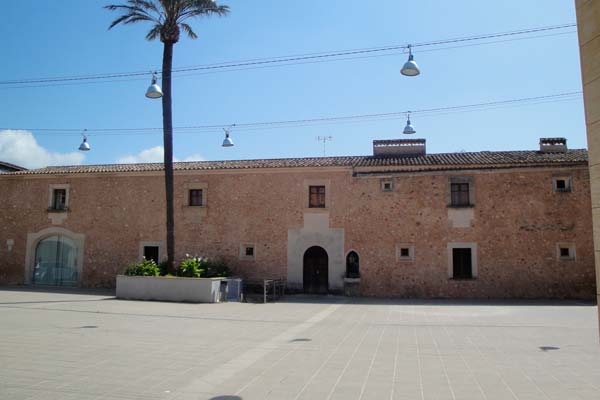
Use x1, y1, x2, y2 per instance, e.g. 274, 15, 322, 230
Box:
0, 288, 599, 400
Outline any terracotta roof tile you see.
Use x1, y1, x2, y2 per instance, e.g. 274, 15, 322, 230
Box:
5, 149, 588, 176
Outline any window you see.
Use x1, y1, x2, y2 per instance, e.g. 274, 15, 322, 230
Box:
451, 183, 470, 207
239, 243, 256, 261
381, 179, 393, 192
346, 251, 360, 278
309, 186, 326, 208
557, 243, 575, 261
396, 244, 414, 261
51, 189, 67, 211
553, 176, 572, 192
143, 246, 159, 264
452, 248, 473, 279
189, 189, 203, 206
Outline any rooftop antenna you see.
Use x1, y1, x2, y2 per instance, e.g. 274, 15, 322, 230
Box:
316, 136, 333, 156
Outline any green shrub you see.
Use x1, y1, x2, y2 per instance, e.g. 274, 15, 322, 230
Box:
203, 259, 231, 278
157, 260, 169, 276
176, 255, 231, 278
176, 256, 205, 278
124, 259, 160, 277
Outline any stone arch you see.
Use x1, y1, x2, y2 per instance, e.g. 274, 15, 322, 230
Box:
346, 250, 360, 278
25, 227, 85, 286
303, 246, 329, 294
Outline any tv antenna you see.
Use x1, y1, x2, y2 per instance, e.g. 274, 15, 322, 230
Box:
316, 136, 333, 156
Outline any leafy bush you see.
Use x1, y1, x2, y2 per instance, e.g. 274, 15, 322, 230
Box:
176, 256, 205, 278
176, 255, 231, 278
157, 260, 169, 276
124, 259, 160, 277
203, 259, 231, 278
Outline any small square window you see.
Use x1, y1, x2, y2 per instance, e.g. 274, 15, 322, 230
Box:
381, 179, 393, 192
240, 243, 256, 261
189, 189, 203, 206
557, 243, 575, 261
396, 244, 414, 261
309, 186, 326, 208
553, 177, 572, 192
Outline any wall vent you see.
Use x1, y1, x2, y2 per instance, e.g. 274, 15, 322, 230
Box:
539, 137, 567, 153
373, 139, 426, 157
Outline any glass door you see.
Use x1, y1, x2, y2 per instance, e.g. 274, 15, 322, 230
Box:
33, 236, 78, 286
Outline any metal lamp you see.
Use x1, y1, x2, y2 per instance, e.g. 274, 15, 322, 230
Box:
79, 131, 90, 151
403, 113, 416, 135
145, 72, 163, 99
222, 128, 234, 147
400, 45, 420, 77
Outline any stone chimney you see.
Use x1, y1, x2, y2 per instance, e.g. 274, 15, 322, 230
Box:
539, 137, 567, 153
373, 139, 426, 157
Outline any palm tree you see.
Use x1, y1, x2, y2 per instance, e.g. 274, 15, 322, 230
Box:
105, 0, 230, 273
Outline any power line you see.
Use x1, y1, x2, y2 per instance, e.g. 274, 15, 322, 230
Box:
0, 91, 582, 136
0, 23, 575, 87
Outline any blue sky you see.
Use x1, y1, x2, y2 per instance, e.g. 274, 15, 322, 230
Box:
0, 0, 585, 168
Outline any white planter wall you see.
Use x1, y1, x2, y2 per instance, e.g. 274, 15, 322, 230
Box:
116, 275, 223, 303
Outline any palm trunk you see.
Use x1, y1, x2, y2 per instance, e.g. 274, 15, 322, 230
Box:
162, 41, 175, 273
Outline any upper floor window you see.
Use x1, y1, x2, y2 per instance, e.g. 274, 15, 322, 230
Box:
309, 186, 326, 208
553, 176, 572, 193
189, 189, 203, 206
51, 189, 67, 211
450, 183, 470, 207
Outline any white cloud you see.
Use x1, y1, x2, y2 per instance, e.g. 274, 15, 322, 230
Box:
117, 146, 165, 164
182, 153, 204, 162
117, 146, 204, 164
0, 130, 85, 169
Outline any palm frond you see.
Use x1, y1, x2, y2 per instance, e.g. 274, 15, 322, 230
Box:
145, 24, 162, 40
180, 23, 198, 39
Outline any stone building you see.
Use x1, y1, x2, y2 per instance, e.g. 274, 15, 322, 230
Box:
0, 138, 596, 298
0, 161, 25, 174
575, 0, 600, 327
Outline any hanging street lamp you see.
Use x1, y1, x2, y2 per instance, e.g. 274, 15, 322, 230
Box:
400, 45, 420, 77
145, 72, 163, 99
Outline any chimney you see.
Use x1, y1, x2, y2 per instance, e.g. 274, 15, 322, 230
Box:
539, 137, 567, 153
373, 139, 426, 157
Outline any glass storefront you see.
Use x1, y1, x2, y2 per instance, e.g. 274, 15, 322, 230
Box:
33, 235, 78, 286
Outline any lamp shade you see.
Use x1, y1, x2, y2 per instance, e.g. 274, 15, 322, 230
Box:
222, 132, 234, 147
403, 118, 416, 135
145, 83, 163, 99
79, 137, 90, 151
400, 54, 420, 77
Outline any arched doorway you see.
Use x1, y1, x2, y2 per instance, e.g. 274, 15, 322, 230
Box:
33, 235, 78, 287
303, 246, 329, 294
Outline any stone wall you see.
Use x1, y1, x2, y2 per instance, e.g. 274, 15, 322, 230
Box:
575, 0, 600, 323
0, 164, 595, 298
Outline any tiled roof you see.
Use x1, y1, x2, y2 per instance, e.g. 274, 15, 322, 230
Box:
5, 149, 588, 176
0, 161, 26, 172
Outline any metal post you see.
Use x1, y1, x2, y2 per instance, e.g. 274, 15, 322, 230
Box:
264, 279, 267, 304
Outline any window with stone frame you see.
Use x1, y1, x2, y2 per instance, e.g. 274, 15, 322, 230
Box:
309, 185, 326, 208
51, 189, 67, 211
450, 183, 470, 207
189, 189, 203, 206
553, 176, 572, 193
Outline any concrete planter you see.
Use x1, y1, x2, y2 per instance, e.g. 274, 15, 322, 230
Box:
116, 275, 223, 303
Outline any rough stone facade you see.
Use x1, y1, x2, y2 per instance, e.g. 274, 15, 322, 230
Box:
0, 141, 596, 299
